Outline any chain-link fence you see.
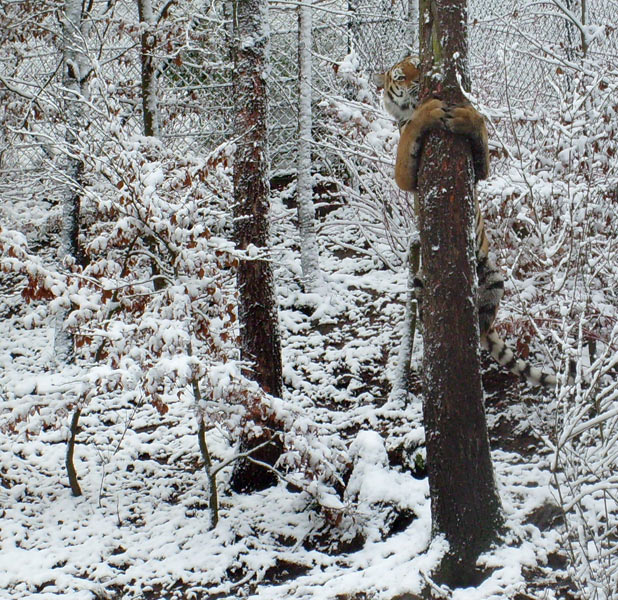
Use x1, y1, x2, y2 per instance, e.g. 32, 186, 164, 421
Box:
1, 0, 616, 194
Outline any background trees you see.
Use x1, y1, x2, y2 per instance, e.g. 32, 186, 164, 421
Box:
0, 0, 617, 598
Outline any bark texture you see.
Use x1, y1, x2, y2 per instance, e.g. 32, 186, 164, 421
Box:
229, 0, 284, 493
296, 0, 323, 292
137, 0, 160, 138
137, 0, 166, 291
417, 0, 503, 585
60, 0, 87, 267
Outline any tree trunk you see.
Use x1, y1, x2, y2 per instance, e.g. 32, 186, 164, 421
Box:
296, 0, 323, 293
59, 0, 89, 496
55, 0, 88, 364
229, 0, 284, 493
390, 239, 420, 405
347, 0, 359, 55
66, 407, 82, 496
137, 0, 160, 138
416, 0, 503, 586
137, 0, 166, 293
407, 0, 419, 55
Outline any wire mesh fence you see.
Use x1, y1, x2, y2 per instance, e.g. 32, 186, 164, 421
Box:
0, 0, 616, 193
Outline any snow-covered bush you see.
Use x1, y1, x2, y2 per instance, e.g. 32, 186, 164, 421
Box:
1, 83, 349, 513
479, 49, 618, 600
0, 110, 242, 428
315, 50, 415, 269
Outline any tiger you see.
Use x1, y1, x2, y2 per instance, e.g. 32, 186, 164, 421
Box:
375, 56, 563, 388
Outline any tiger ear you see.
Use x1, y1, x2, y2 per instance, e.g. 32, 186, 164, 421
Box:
372, 72, 386, 89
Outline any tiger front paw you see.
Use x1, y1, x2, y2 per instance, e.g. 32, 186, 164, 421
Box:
443, 103, 489, 181
443, 104, 484, 136
417, 98, 447, 130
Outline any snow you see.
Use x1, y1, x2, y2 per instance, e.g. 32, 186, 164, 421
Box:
0, 215, 586, 598
2, 1, 618, 598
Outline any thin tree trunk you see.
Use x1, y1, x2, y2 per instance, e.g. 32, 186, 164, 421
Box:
60, 0, 89, 497
407, 0, 419, 55
137, 0, 166, 293
66, 408, 82, 496
192, 377, 219, 528
416, 0, 503, 585
229, 0, 284, 493
137, 0, 160, 138
55, 0, 88, 363
389, 240, 420, 405
197, 419, 219, 527
297, 0, 323, 293
347, 0, 358, 61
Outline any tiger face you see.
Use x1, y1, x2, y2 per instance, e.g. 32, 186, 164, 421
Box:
373, 56, 421, 125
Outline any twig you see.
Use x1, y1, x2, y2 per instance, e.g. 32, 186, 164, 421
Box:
98, 400, 141, 508
209, 438, 276, 478
193, 376, 219, 529
66, 407, 83, 497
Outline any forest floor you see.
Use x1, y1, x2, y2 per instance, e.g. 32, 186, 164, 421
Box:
0, 202, 580, 599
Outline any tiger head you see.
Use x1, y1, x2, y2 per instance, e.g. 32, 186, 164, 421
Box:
373, 56, 421, 125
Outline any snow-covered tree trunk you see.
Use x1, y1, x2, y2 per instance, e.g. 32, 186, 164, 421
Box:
389, 239, 420, 405
229, 0, 284, 493
137, 0, 166, 291
416, 0, 503, 585
347, 0, 359, 53
296, 0, 323, 293
137, 0, 160, 138
54, 0, 89, 364
407, 0, 419, 54
57, 0, 90, 498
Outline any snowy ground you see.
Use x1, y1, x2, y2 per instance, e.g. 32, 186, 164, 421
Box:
0, 204, 579, 600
